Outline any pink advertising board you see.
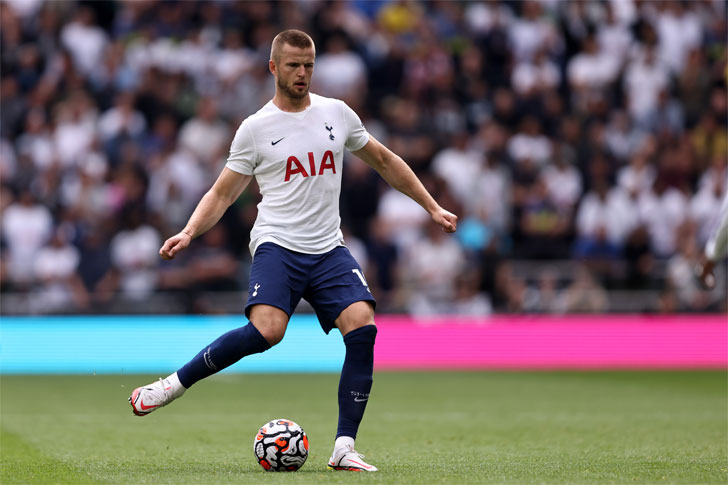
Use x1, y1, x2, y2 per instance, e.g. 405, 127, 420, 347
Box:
374, 315, 728, 370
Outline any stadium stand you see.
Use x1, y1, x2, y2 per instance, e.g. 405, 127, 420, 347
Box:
0, 0, 725, 315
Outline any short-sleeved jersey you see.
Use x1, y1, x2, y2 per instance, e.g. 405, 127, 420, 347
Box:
226, 93, 369, 255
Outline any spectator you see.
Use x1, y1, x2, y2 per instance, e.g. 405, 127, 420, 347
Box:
557, 265, 609, 313
377, 186, 430, 251
52, 91, 98, 169
654, 1, 703, 75
402, 221, 466, 315
312, 33, 367, 105
567, 34, 620, 110
470, 153, 511, 235
691, 164, 727, 246
596, 3, 633, 66
637, 178, 689, 258
604, 111, 645, 163
665, 224, 712, 312
15, 107, 55, 172
508, 1, 560, 62
573, 181, 634, 282
97, 206, 161, 301
60, 6, 109, 77
511, 47, 560, 97
624, 46, 670, 126
178, 97, 230, 167
508, 116, 552, 167
431, 131, 482, 208
540, 151, 582, 213
515, 177, 571, 259
33, 227, 89, 312
2, 189, 53, 286
97, 91, 147, 142
617, 149, 656, 197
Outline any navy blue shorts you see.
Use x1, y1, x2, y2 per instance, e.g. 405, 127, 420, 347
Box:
245, 243, 376, 334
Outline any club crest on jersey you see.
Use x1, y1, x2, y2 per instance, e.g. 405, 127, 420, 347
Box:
285, 150, 336, 181
325, 123, 335, 140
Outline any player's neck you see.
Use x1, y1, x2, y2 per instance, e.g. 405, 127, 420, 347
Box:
272, 92, 311, 113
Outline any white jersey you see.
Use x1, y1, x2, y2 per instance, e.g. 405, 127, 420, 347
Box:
226, 93, 369, 256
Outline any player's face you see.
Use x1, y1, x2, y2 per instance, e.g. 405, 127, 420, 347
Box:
273, 44, 315, 100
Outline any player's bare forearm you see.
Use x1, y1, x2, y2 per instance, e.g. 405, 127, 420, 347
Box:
353, 136, 458, 232
182, 191, 232, 238
160, 168, 252, 260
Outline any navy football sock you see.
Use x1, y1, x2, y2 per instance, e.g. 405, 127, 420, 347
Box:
336, 325, 377, 439
177, 322, 270, 389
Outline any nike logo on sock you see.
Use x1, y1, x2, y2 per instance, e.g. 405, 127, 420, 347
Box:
353, 397, 368, 402
271, 137, 285, 145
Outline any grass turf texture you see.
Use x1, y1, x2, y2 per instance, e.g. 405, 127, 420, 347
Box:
1, 371, 726, 484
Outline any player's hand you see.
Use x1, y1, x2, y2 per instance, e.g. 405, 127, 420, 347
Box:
160, 231, 193, 260
432, 207, 458, 233
695, 255, 716, 290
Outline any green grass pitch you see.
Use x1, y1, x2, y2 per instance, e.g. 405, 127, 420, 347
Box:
1, 371, 726, 484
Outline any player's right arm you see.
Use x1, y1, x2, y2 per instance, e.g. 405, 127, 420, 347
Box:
160, 167, 252, 260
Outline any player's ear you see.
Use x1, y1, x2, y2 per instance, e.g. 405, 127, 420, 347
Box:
269, 59, 276, 76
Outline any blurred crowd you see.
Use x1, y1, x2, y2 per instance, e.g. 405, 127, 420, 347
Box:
0, 0, 726, 315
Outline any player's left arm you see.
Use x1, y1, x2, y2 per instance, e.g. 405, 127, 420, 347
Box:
353, 135, 457, 232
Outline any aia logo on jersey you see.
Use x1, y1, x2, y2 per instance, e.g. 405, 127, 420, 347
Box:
285, 150, 335, 181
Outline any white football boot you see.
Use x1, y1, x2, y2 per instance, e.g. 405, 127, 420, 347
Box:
328, 444, 378, 472
128, 374, 185, 416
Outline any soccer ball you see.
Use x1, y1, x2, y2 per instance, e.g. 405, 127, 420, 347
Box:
253, 419, 309, 471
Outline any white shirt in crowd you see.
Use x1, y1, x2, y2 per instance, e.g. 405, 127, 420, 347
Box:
511, 58, 560, 95
97, 105, 147, 141
509, 15, 557, 62
377, 188, 431, 250
313, 50, 367, 99
567, 50, 620, 89
576, 187, 638, 246
2, 202, 53, 283
637, 187, 688, 257
617, 160, 656, 196
691, 183, 725, 246
431, 146, 482, 208
597, 18, 633, 65
471, 163, 510, 233
33, 242, 81, 311
541, 161, 582, 210
60, 18, 109, 77
178, 117, 230, 165
655, 7, 702, 74
624, 50, 669, 122
404, 230, 465, 303
508, 132, 552, 166
110, 225, 161, 299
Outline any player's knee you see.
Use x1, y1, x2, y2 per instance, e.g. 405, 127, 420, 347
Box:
337, 301, 375, 336
249, 305, 289, 346
250, 317, 287, 346
255, 323, 286, 346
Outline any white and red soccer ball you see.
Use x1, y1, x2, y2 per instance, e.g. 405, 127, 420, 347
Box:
253, 419, 309, 471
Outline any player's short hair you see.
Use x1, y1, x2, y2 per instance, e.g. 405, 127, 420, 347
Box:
270, 29, 315, 64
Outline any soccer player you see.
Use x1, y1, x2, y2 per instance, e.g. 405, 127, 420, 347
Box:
696, 192, 728, 290
128, 30, 458, 472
